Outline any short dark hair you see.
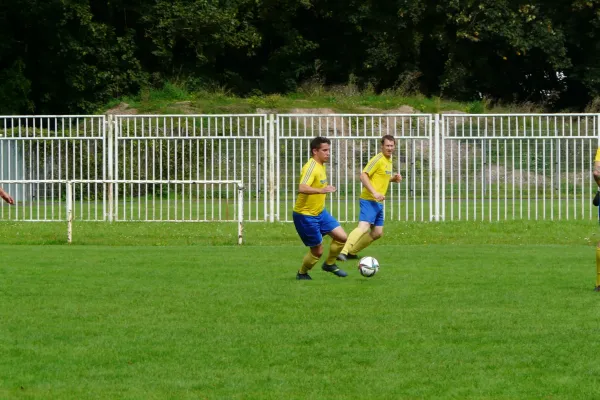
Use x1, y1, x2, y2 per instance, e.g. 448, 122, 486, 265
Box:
310, 136, 331, 154
381, 134, 395, 145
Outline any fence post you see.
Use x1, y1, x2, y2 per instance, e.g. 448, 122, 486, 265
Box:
440, 114, 446, 221
434, 114, 441, 221
107, 115, 114, 222
238, 183, 244, 245
67, 181, 73, 244
268, 114, 275, 222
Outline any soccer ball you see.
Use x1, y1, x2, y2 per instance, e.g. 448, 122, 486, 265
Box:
358, 256, 379, 277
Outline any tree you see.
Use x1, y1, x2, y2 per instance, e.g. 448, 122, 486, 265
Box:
423, 0, 570, 103
0, 0, 144, 114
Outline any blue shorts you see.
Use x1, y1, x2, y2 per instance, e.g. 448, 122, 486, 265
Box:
293, 209, 340, 247
359, 199, 384, 226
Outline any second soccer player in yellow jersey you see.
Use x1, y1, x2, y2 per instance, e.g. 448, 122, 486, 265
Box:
338, 135, 402, 261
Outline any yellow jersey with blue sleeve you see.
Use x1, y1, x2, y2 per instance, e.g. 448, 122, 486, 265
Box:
293, 159, 328, 216
360, 152, 393, 202
595, 148, 600, 162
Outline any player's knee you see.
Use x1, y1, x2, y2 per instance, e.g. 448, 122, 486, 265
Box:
311, 247, 324, 258
597, 241, 600, 249
357, 223, 370, 234
372, 232, 383, 240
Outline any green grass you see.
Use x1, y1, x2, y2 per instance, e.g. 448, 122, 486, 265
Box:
2, 196, 598, 225
0, 219, 599, 246
2, 220, 600, 399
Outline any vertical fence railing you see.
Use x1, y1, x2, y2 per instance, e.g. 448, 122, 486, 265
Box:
113, 114, 267, 222
275, 114, 434, 222
441, 113, 599, 221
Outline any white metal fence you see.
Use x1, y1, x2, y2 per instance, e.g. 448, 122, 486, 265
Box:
0, 115, 105, 221
113, 115, 266, 222
1, 113, 599, 222
441, 114, 599, 221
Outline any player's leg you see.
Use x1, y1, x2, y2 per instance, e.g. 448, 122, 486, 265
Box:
338, 221, 370, 260
352, 225, 382, 255
350, 202, 383, 258
351, 225, 376, 255
338, 199, 378, 260
298, 244, 323, 280
320, 210, 348, 277
597, 206, 600, 290
293, 212, 323, 280
325, 226, 347, 264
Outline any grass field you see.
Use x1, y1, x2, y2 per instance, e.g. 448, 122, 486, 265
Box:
2, 220, 600, 399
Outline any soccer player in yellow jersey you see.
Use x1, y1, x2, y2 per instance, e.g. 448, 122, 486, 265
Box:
337, 135, 402, 261
293, 136, 348, 280
593, 148, 600, 291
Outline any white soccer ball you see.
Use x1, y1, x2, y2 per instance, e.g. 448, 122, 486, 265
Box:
358, 256, 379, 277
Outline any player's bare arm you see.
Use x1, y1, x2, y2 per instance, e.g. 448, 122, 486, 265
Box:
392, 173, 403, 183
594, 161, 600, 186
360, 172, 384, 201
0, 187, 14, 205
298, 183, 336, 194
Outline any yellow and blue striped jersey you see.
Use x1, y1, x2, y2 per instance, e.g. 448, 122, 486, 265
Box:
595, 148, 600, 162
360, 152, 393, 202
293, 159, 328, 216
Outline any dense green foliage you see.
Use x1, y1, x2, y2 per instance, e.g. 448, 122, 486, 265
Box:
2, 0, 600, 114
